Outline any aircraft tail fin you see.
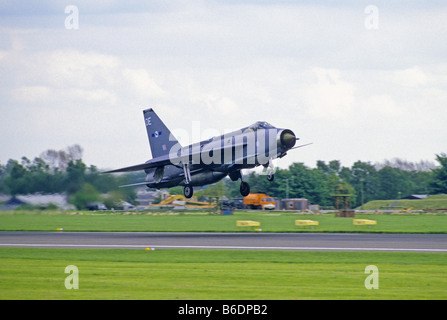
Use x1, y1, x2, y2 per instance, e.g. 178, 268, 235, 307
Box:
143, 108, 181, 159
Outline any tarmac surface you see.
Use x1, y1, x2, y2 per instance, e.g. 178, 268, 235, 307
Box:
1, 231, 447, 252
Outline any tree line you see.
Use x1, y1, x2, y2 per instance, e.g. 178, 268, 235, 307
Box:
224, 155, 447, 208
1, 144, 446, 209
0, 145, 141, 209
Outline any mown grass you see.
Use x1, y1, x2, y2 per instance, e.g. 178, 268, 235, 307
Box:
1, 210, 447, 233
361, 194, 447, 210
1, 248, 446, 300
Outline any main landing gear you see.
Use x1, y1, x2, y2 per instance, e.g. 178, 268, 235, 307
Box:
229, 170, 250, 197
183, 184, 193, 199
230, 170, 251, 197
182, 163, 275, 199
183, 163, 194, 199
240, 181, 250, 197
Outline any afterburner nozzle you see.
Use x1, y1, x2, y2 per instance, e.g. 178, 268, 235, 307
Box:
279, 129, 297, 149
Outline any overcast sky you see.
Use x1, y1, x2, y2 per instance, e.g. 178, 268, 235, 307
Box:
1, 1, 446, 171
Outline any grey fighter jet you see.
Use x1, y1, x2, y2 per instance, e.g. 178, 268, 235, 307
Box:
105, 108, 308, 198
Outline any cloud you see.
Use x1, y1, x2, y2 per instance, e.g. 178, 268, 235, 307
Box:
5, 48, 166, 108
1, 1, 447, 169
360, 94, 402, 117
302, 68, 356, 120
12, 85, 52, 102
390, 67, 429, 88
0, 46, 167, 167
122, 68, 166, 99
45, 50, 120, 89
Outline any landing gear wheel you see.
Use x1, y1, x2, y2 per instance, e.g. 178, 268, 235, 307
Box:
183, 185, 193, 199
267, 173, 274, 182
240, 181, 250, 197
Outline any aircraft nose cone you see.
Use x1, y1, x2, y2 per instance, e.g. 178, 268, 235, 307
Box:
280, 130, 296, 149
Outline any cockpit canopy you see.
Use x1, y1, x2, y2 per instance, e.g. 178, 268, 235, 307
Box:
248, 121, 276, 130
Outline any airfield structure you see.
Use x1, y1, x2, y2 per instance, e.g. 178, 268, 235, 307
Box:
150, 194, 216, 209
331, 179, 355, 217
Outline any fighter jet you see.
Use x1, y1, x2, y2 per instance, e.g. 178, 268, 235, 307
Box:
105, 108, 308, 198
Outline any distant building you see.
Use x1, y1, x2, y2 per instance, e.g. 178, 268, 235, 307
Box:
86, 202, 107, 211
402, 194, 428, 200
0, 194, 9, 203
117, 200, 134, 210
135, 190, 158, 206
279, 198, 308, 210
2, 193, 75, 210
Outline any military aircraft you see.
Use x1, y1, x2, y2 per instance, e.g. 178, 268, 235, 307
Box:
105, 108, 309, 198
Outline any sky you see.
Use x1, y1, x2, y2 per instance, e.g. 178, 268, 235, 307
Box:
1, 0, 446, 171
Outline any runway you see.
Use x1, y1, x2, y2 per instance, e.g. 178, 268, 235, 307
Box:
1, 232, 447, 252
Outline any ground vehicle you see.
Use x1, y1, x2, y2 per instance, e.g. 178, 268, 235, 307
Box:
243, 193, 276, 210
222, 198, 245, 209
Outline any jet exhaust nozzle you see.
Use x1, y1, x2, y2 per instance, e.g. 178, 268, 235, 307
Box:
279, 129, 297, 149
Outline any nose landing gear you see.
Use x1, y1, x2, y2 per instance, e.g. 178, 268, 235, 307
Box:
263, 158, 275, 182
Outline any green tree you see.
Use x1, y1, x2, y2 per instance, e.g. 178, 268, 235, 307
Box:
70, 183, 101, 210
409, 170, 432, 194
65, 160, 87, 194
103, 190, 124, 210
430, 153, 447, 194
316, 160, 355, 207
317, 160, 341, 176
376, 167, 409, 200
348, 161, 379, 207
3, 160, 29, 195
196, 180, 226, 201
168, 186, 183, 195
85, 165, 121, 193
0, 145, 141, 198
0, 162, 6, 194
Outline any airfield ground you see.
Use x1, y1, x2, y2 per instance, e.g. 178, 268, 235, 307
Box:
0, 209, 447, 233
1, 248, 446, 299
0, 210, 446, 300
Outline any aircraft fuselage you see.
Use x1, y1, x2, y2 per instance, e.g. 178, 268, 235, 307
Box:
105, 109, 301, 198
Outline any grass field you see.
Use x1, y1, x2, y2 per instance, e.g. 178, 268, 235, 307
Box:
1, 210, 446, 300
361, 194, 447, 210
1, 210, 447, 233
1, 248, 446, 300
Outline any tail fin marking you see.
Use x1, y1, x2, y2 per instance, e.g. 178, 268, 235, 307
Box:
143, 108, 181, 159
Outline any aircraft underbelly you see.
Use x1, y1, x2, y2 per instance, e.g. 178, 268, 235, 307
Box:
146, 166, 227, 188
187, 170, 227, 187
